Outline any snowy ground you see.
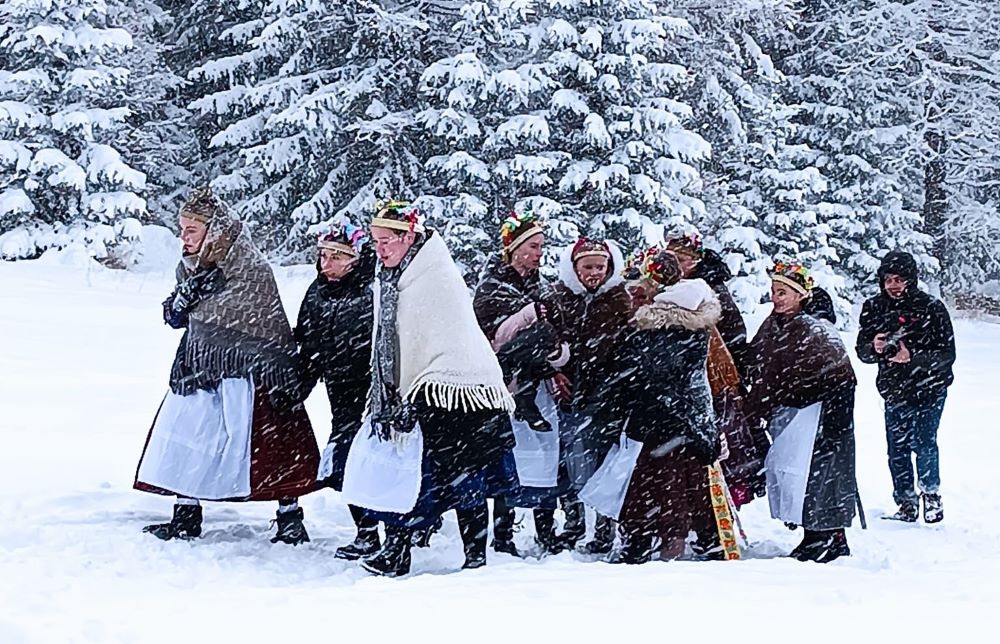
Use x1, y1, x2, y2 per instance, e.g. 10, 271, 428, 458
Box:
2, 237, 999, 643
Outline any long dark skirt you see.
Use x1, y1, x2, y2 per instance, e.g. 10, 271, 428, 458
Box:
801, 385, 857, 530
619, 443, 717, 559
371, 403, 514, 530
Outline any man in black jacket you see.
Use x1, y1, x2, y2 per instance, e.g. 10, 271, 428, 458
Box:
856, 251, 955, 523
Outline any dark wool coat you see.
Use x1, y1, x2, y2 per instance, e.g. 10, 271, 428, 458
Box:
546, 242, 633, 414
472, 256, 547, 342
294, 247, 376, 489
691, 250, 748, 376
856, 252, 955, 403
603, 292, 722, 555
746, 311, 858, 530
601, 296, 721, 464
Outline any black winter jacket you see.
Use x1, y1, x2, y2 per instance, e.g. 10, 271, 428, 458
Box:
294, 248, 376, 437
856, 288, 955, 403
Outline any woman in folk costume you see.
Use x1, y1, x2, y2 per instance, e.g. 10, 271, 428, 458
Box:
665, 233, 749, 379
135, 188, 319, 544
599, 251, 723, 563
294, 225, 382, 560
359, 201, 517, 577
472, 211, 568, 556
656, 239, 766, 508
544, 237, 632, 554
745, 261, 858, 563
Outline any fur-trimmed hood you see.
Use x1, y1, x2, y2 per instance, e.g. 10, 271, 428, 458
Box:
634, 279, 722, 331
557, 239, 626, 296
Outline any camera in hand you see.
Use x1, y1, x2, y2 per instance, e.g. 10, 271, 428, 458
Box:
882, 327, 908, 359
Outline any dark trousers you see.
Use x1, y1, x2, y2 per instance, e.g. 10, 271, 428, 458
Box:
884, 391, 947, 505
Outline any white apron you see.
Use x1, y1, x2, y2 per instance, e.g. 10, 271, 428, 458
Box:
764, 402, 823, 525
137, 377, 254, 500
510, 383, 561, 488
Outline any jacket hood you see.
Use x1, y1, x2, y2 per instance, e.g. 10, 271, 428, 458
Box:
557, 239, 626, 296
634, 280, 722, 331
877, 251, 919, 290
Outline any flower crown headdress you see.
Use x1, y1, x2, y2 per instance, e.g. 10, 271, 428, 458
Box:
771, 260, 815, 295
372, 199, 424, 234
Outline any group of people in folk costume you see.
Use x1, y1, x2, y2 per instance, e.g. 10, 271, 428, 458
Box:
134, 188, 955, 576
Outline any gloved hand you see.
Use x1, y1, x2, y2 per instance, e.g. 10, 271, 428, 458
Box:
171, 280, 197, 313
373, 399, 418, 440
162, 294, 189, 329
170, 267, 226, 314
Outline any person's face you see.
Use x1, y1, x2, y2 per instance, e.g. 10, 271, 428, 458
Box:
370, 227, 415, 268
575, 255, 610, 291
673, 251, 699, 278
179, 215, 208, 255
627, 280, 656, 312
771, 281, 806, 316
319, 249, 357, 281
883, 273, 909, 300
510, 233, 544, 274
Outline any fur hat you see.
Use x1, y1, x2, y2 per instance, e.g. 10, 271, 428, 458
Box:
371, 199, 425, 234
500, 210, 544, 262
318, 223, 366, 257
570, 237, 611, 263
771, 260, 815, 296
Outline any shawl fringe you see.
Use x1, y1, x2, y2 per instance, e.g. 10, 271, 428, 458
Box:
171, 333, 298, 396
407, 381, 516, 414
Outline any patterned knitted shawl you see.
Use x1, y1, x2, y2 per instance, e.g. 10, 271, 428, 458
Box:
169, 208, 298, 398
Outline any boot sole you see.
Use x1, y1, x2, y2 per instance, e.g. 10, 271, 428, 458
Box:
361, 561, 409, 578
334, 548, 380, 561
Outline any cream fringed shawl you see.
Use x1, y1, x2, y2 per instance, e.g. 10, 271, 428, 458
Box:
372, 232, 515, 413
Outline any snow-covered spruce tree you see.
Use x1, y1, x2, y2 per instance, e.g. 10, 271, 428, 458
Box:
186, 0, 433, 258
760, 0, 936, 310
661, 0, 799, 312
162, 0, 267, 192
779, 0, 1000, 304
419, 0, 711, 276
111, 1, 199, 227
915, 0, 1000, 294
0, 0, 148, 260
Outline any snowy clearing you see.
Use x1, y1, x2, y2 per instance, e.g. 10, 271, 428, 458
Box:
1, 248, 998, 643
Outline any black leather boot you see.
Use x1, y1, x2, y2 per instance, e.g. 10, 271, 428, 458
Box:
492, 500, 521, 557
533, 508, 564, 555
580, 513, 615, 555
558, 499, 586, 550
335, 528, 381, 560
362, 526, 412, 578
270, 507, 310, 545
410, 515, 443, 548
458, 504, 489, 569
143, 503, 203, 540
